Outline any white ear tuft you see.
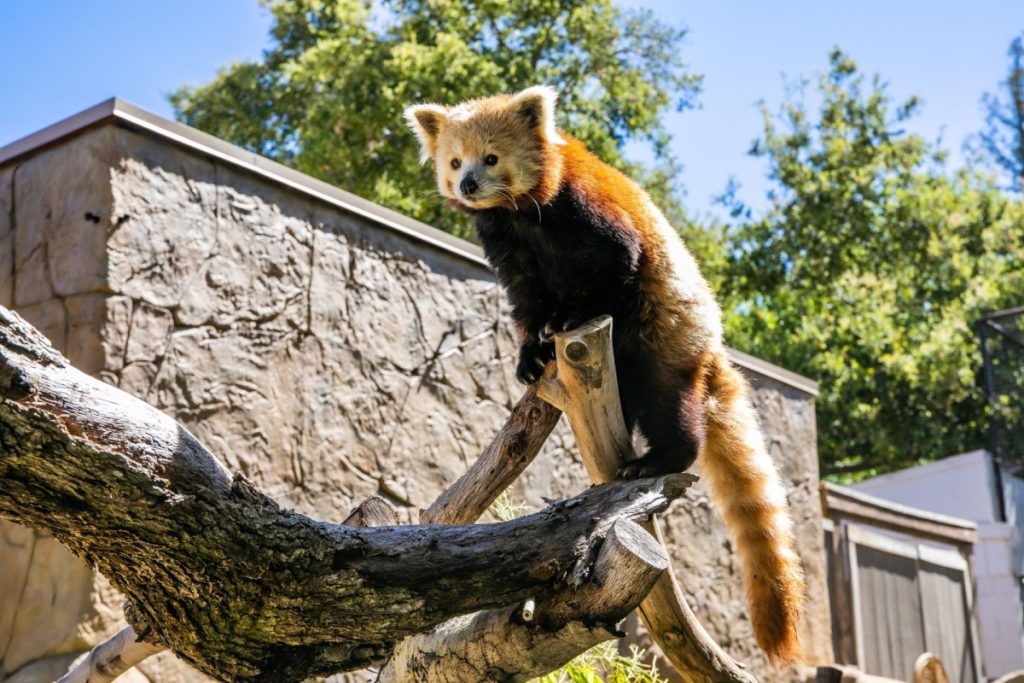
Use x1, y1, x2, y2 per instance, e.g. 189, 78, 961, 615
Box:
403, 103, 449, 164
511, 85, 566, 145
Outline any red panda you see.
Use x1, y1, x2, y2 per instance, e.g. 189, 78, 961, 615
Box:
405, 85, 805, 666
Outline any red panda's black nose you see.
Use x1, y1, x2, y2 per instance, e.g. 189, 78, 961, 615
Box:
460, 175, 479, 196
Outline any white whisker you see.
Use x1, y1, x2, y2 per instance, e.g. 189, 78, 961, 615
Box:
489, 183, 519, 212
528, 194, 542, 222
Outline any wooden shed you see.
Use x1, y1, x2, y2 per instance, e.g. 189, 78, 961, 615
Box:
822, 483, 983, 683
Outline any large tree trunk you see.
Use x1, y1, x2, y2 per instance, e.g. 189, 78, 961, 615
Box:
0, 307, 690, 682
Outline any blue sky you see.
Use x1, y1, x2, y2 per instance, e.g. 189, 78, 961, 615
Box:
1, 2, 1021, 219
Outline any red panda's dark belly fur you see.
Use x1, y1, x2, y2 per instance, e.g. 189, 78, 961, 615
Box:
474, 184, 705, 471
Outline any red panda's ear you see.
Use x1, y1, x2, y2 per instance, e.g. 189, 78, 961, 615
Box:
403, 104, 449, 164
511, 86, 566, 146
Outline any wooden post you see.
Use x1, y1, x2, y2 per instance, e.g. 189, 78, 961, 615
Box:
537, 315, 757, 683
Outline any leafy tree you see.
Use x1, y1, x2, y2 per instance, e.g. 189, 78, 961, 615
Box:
975, 34, 1024, 192
723, 49, 1024, 477
170, 0, 704, 243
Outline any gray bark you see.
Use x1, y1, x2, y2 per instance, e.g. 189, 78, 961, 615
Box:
0, 307, 690, 682
379, 518, 669, 682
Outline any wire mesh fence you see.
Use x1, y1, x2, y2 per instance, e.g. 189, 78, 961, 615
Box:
978, 306, 1024, 474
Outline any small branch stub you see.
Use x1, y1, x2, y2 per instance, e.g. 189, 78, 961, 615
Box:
521, 598, 536, 622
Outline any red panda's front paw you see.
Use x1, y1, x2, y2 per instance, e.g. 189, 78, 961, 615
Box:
516, 340, 554, 384
541, 314, 586, 342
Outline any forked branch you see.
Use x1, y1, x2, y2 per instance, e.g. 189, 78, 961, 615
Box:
537, 316, 757, 683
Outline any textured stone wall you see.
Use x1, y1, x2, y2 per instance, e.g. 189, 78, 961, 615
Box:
0, 121, 830, 682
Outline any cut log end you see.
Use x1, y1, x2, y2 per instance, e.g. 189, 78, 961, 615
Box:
343, 494, 400, 528
379, 514, 669, 683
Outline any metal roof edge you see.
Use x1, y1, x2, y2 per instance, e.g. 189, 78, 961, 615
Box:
821, 481, 978, 531
0, 98, 489, 269
727, 347, 819, 396
2, 100, 820, 396
0, 98, 118, 165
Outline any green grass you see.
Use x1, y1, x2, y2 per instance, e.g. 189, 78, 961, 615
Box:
531, 642, 666, 683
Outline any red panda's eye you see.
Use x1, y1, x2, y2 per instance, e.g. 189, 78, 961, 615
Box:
450, 158, 461, 170
484, 154, 499, 166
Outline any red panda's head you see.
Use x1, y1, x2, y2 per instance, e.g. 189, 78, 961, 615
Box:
404, 86, 566, 211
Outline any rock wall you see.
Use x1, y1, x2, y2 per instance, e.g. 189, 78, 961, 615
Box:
0, 119, 831, 682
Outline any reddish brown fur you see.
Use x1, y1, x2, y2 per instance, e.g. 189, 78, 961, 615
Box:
701, 356, 806, 665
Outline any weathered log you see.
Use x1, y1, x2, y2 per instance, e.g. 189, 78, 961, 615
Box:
537, 316, 758, 683
57, 495, 403, 683
56, 624, 165, 683
0, 307, 691, 682
379, 517, 669, 682
422, 365, 562, 526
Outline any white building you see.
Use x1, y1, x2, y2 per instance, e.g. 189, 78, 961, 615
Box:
853, 450, 1024, 679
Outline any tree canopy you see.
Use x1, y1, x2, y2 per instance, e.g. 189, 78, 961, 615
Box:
975, 33, 1024, 192
171, 0, 702, 240
722, 50, 1024, 476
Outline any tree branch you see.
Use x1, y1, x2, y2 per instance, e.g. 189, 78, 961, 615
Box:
538, 316, 758, 683
0, 307, 690, 682
379, 517, 668, 682
56, 625, 165, 683
58, 494, 404, 683
421, 364, 562, 526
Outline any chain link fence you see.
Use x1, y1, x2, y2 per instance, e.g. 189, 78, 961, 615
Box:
978, 306, 1024, 475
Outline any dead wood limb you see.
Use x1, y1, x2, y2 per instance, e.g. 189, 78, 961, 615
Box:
56, 494, 400, 683
379, 361, 685, 682
0, 307, 690, 682
538, 315, 757, 683
421, 364, 562, 525
378, 517, 669, 683
56, 625, 164, 683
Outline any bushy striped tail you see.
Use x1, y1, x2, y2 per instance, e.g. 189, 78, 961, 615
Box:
699, 355, 805, 666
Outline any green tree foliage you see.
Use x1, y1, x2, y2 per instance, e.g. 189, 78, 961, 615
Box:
723, 50, 1024, 476
975, 34, 1024, 192
170, 0, 704, 242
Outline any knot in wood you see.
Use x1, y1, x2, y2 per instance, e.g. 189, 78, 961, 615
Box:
0, 365, 34, 400
564, 340, 589, 363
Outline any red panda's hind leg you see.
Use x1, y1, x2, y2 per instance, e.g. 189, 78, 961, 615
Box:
618, 364, 706, 478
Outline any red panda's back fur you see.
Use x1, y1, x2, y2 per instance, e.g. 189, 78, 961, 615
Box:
556, 138, 806, 665
546, 137, 807, 665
